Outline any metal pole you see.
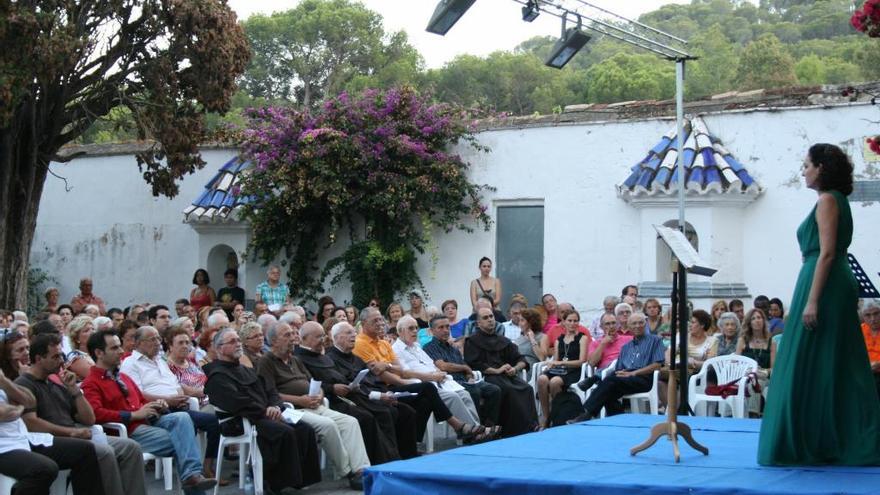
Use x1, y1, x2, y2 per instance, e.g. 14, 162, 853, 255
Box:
675, 58, 689, 415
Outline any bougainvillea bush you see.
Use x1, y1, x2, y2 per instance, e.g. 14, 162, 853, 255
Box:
238, 86, 494, 306
852, 0, 880, 37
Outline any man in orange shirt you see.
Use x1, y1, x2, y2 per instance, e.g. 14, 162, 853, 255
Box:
861, 301, 880, 399
353, 307, 496, 444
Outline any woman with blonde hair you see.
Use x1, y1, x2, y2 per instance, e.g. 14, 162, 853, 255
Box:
66, 315, 95, 379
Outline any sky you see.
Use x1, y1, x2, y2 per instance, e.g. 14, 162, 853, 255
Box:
226, 0, 696, 68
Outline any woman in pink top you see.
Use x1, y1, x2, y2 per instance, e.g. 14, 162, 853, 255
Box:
541, 293, 559, 333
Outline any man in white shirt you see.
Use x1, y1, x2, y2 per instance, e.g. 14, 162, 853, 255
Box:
119, 326, 221, 477
499, 301, 525, 341
392, 316, 480, 425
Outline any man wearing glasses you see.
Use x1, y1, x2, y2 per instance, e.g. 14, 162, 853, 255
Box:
82, 330, 216, 493
205, 328, 322, 492
578, 313, 634, 391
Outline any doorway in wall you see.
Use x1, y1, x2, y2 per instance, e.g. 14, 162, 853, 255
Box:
496, 205, 544, 311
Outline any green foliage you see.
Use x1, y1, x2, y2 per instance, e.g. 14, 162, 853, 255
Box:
585, 53, 674, 103
26, 267, 56, 317
736, 34, 798, 90
239, 0, 422, 109
238, 87, 494, 305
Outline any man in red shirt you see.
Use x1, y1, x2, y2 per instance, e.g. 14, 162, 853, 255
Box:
82, 329, 216, 493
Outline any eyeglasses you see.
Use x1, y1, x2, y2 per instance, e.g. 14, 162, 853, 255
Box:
219, 338, 241, 346
479, 315, 494, 320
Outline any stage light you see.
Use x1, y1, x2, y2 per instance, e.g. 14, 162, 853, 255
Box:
426, 0, 477, 35
544, 16, 592, 69
521, 0, 540, 22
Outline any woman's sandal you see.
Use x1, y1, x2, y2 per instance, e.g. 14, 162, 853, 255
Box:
456, 423, 486, 441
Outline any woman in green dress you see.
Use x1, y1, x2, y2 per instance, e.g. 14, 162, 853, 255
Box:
758, 143, 880, 465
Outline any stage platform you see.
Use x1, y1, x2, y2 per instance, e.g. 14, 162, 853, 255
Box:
364, 414, 880, 495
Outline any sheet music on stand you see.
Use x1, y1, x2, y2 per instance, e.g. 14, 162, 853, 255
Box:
653, 225, 718, 277
847, 254, 880, 298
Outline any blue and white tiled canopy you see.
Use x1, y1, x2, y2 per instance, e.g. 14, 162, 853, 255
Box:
183, 156, 253, 222
619, 117, 761, 197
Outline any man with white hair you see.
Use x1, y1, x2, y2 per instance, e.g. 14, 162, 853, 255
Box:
295, 321, 403, 464
614, 302, 634, 336
204, 327, 321, 491
257, 321, 369, 490
71, 277, 106, 315
571, 312, 664, 422
354, 307, 497, 445
861, 301, 880, 399
12, 310, 28, 323
93, 316, 114, 332
279, 311, 303, 330
206, 311, 229, 333
324, 321, 420, 459
589, 296, 619, 340
392, 316, 482, 426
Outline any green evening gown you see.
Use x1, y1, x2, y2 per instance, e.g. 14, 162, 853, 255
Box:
757, 190, 880, 465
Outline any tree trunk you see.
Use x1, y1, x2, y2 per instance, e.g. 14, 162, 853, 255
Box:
0, 98, 50, 311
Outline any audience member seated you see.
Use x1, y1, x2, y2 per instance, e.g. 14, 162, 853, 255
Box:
578, 313, 634, 392
714, 312, 741, 357
355, 307, 495, 444
768, 298, 785, 336
571, 313, 664, 421
499, 300, 525, 340
204, 328, 321, 492
424, 315, 502, 426
614, 303, 634, 336
540, 294, 559, 333
82, 329, 217, 493
506, 308, 545, 380
65, 315, 95, 380
238, 321, 266, 368
118, 319, 139, 361
0, 332, 30, 380
17, 334, 146, 495
736, 308, 777, 417
540, 303, 590, 356
257, 321, 369, 490
464, 307, 539, 436
148, 305, 172, 343
729, 299, 745, 324
0, 366, 106, 495
709, 300, 729, 336
119, 325, 222, 480
70, 277, 106, 315
659, 309, 717, 408
296, 322, 403, 464
324, 321, 420, 459
588, 296, 618, 340
164, 327, 210, 411
392, 316, 487, 430
441, 299, 469, 340
643, 298, 667, 336
861, 301, 880, 399
537, 309, 589, 428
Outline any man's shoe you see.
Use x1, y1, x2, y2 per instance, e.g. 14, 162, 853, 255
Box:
576, 375, 600, 392
348, 471, 364, 491
182, 474, 217, 491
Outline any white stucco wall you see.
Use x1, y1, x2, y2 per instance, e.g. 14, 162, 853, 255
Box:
32, 103, 880, 315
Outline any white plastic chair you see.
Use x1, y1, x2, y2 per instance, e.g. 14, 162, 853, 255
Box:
0, 469, 70, 495
213, 410, 263, 495
103, 422, 174, 491
688, 354, 758, 419
568, 363, 594, 402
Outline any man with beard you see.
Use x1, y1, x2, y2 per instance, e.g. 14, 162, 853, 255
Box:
295, 321, 402, 464
204, 328, 321, 492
